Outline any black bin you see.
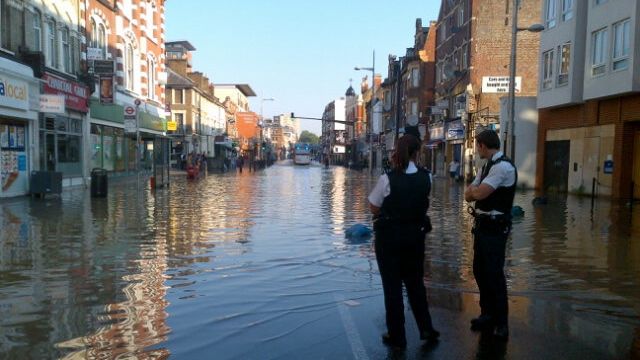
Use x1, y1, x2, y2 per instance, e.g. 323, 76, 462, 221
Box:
91, 168, 108, 197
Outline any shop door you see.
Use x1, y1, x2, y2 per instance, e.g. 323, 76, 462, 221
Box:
633, 131, 640, 199
583, 137, 601, 196
544, 140, 570, 193
44, 133, 56, 171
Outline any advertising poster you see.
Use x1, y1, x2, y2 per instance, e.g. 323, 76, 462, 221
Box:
8, 126, 15, 148
16, 126, 25, 149
0, 125, 8, 148
100, 76, 114, 104
103, 136, 113, 170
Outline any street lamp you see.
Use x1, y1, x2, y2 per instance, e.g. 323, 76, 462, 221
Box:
355, 50, 375, 174
506, 0, 544, 162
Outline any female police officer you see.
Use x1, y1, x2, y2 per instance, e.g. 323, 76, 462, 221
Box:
368, 134, 439, 350
464, 129, 517, 341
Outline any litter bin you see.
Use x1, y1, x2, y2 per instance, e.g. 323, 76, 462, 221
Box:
91, 168, 108, 197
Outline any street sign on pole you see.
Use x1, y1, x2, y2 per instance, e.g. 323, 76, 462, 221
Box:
124, 105, 137, 133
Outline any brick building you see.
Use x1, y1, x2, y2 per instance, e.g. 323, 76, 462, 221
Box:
536, 0, 639, 199
85, 0, 169, 183
432, 0, 541, 179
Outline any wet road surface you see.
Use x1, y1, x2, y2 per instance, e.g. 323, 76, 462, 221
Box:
0, 161, 639, 359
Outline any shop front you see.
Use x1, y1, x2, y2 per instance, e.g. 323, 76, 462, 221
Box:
427, 125, 445, 175
0, 58, 39, 198
445, 119, 465, 177
39, 72, 89, 188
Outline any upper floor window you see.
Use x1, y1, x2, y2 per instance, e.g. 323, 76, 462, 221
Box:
542, 49, 554, 89
147, 58, 156, 99
545, 0, 557, 29
591, 28, 608, 76
125, 43, 135, 90
457, 6, 464, 27
31, 9, 42, 51
461, 43, 468, 69
46, 19, 57, 67
61, 27, 71, 73
90, 18, 97, 46
594, 0, 608, 5
613, 19, 631, 71
122, 0, 133, 19
557, 42, 570, 86
562, 0, 573, 21
98, 24, 107, 57
174, 89, 183, 104
1, 0, 25, 53
411, 67, 420, 88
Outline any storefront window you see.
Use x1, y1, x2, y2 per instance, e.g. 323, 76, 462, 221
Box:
40, 115, 82, 177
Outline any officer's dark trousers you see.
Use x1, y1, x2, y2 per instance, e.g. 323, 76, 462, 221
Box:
472, 219, 510, 326
375, 225, 434, 342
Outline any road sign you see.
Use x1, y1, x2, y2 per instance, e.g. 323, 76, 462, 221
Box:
124, 119, 136, 133
124, 105, 137, 120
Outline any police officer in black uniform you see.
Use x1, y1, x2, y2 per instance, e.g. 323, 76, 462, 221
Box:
368, 134, 439, 350
464, 129, 517, 341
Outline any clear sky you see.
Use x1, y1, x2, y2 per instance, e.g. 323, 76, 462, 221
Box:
164, 0, 441, 136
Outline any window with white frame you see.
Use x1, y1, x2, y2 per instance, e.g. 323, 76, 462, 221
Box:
545, 0, 557, 29
98, 23, 106, 58
31, 9, 42, 51
557, 42, 570, 85
411, 67, 419, 87
125, 43, 135, 90
453, 48, 460, 71
591, 28, 607, 76
542, 49, 554, 89
147, 58, 156, 99
562, 0, 573, 21
612, 19, 630, 71
457, 6, 464, 27
61, 27, 70, 73
46, 19, 56, 67
90, 18, 97, 46
1, 0, 25, 52
409, 100, 418, 115
146, 1, 155, 30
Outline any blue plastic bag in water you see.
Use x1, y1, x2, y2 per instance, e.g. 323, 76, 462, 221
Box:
345, 223, 372, 239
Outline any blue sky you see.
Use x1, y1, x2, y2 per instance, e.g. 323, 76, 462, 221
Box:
164, 0, 441, 135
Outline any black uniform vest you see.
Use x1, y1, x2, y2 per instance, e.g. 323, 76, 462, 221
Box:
380, 168, 431, 224
475, 155, 518, 215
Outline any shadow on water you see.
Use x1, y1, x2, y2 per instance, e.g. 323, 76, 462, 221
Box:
0, 164, 638, 358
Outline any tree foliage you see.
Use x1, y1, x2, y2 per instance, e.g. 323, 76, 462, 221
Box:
298, 130, 319, 144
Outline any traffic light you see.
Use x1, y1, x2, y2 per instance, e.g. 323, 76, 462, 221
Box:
290, 112, 295, 119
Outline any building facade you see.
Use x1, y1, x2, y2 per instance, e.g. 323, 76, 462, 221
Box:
85, 0, 169, 184
536, 0, 639, 198
433, 0, 541, 179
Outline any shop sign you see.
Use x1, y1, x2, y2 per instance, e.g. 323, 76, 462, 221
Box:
93, 60, 115, 75
446, 120, 465, 140
0, 74, 29, 111
87, 48, 104, 61
482, 76, 521, 93
42, 73, 89, 112
167, 121, 177, 131
124, 119, 137, 133
39, 94, 65, 113
429, 126, 445, 140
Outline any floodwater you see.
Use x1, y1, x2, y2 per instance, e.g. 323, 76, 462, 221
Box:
0, 161, 639, 359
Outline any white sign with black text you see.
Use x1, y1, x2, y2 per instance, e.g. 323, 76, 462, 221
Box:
482, 76, 522, 93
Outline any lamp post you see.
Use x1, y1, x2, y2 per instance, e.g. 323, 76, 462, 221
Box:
506, 0, 544, 161
260, 97, 275, 161
355, 50, 375, 174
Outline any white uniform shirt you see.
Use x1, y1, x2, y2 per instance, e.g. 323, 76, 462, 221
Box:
368, 161, 432, 207
471, 151, 516, 214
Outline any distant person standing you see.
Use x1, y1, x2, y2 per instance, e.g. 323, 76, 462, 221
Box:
449, 159, 460, 180
236, 156, 244, 173
464, 129, 517, 341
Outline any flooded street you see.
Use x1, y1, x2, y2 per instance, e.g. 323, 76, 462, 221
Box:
1, 162, 639, 359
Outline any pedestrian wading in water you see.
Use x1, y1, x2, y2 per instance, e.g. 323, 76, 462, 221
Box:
368, 134, 439, 350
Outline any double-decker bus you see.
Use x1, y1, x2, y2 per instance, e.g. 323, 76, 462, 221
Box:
293, 143, 312, 165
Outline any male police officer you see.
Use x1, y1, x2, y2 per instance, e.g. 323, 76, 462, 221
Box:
464, 129, 517, 340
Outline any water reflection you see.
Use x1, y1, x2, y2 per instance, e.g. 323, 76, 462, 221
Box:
0, 162, 638, 358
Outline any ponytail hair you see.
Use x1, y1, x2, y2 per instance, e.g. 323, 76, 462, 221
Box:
392, 134, 420, 172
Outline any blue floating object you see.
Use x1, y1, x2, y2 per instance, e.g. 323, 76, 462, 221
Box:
511, 206, 525, 217
345, 223, 372, 238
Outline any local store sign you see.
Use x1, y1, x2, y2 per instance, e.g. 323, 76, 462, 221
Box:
0, 74, 28, 111
43, 73, 89, 112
